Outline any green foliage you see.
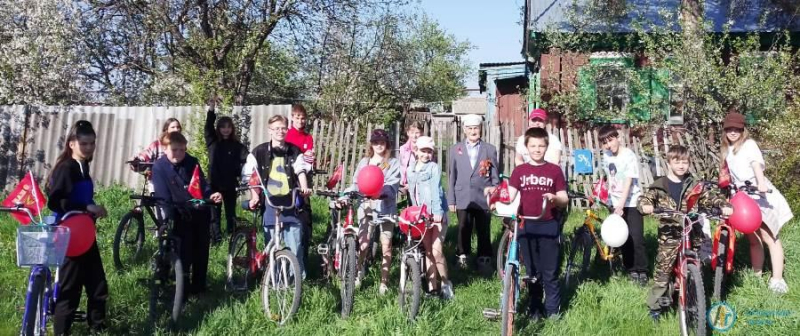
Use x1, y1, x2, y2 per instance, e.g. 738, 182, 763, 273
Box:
762, 102, 800, 212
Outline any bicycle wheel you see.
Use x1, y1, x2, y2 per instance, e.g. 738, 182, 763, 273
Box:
564, 229, 591, 288
21, 273, 46, 336
262, 249, 302, 325
680, 263, 707, 336
712, 230, 728, 302
496, 229, 511, 280
226, 231, 251, 291
500, 263, 518, 336
113, 211, 145, 271
149, 252, 184, 328
398, 257, 422, 321
340, 236, 357, 318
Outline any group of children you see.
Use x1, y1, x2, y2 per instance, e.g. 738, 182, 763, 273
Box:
42, 104, 793, 334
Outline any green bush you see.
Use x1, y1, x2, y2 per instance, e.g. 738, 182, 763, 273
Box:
762, 103, 800, 213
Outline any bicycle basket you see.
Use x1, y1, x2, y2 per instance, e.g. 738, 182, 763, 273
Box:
16, 225, 71, 267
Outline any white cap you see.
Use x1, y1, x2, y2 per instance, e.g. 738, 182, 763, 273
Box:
416, 136, 435, 150
462, 114, 483, 127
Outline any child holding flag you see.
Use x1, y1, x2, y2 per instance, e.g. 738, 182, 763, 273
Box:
152, 132, 222, 296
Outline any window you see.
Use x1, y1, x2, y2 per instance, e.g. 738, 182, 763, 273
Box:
595, 65, 629, 113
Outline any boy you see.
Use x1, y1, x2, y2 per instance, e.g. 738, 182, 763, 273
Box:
598, 125, 647, 285
285, 104, 315, 269
490, 127, 568, 319
514, 108, 563, 166
152, 133, 222, 296
447, 114, 499, 272
241, 115, 312, 276
638, 145, 732, 320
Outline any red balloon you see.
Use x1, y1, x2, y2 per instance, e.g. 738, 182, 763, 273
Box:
399, 205, 428, 239
356, 165, 384, 198
61, 214, 96, 257
727, 191, 763, 234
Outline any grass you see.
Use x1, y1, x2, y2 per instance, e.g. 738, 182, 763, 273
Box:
1, 185, 798, 335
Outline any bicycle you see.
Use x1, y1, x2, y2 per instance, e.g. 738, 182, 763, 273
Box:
238, 184, 302, 326
562, 195, 623, 289
225, 192, 264, 292
2, 205, 88, 336
651, 207, 712, 336
483, 198, 548, 336
147, 198, 213, 329
315, 189, 367, 318
711, 180, 769, 302
393, 206, 432, 321
113, 160, 160, 272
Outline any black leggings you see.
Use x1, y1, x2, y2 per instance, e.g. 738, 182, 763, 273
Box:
54, 242, 108, 335
211, 189, 238, 237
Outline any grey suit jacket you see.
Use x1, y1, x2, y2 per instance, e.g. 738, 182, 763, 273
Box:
446, 140, 500, 210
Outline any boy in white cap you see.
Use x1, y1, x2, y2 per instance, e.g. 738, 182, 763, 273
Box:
447, 114, 499, 273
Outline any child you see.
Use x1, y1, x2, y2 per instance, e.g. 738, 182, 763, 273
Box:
284, 104, 316, 271
399, 121, 424, 190
721, 111, 794, 293
598, 125, 647, 286
338, 129, 401, 295
407, 136, 453, 299
241, 115, 312, 276
128, 118, 183, 194
490, 127, 568, 319
447, 114, 500, 272
46, 120, 109, 335
514, 108, 563, 166
638, 145, 732, 320
152, 133, 222, 296
204, 98, 247, 244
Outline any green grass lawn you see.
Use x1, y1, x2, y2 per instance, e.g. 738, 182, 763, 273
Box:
1, 185, 798, 335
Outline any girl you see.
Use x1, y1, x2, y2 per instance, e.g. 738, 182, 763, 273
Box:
339, 129, 400, 295
399, 121, 424, 190
47, 120, 109, 335
407, 136, 453, 299
130, 117, 182, 166
204, 101, 247, 243
722, 111, 794, 294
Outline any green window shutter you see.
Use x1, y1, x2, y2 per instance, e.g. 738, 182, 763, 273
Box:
577, 67, 597, 117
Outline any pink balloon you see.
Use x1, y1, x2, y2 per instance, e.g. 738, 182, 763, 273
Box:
727, 191, 763, 234
357, 165, 384, 198
61, 214, 96, 257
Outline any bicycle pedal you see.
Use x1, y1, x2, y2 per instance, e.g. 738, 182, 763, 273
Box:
74, 311, 87, 322
317, 244, 329, 255
482, 308, 500, 320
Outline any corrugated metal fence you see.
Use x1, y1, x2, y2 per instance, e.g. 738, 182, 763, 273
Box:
1, 105, 291, 191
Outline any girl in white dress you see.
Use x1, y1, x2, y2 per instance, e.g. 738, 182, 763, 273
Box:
722, 111, 794, 294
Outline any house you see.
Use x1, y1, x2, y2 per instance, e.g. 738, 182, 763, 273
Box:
478, 62, 529, 135
522, 0, 800, 124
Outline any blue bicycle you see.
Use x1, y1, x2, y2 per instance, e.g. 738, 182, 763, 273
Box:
1, 204, 84, 336
483, 198, 548, 336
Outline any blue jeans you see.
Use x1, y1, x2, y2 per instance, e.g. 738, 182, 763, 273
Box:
263, 222, 304, 278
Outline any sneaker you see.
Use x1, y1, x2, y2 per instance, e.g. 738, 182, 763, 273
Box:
649, 309, 661, 322
379, 283, 388, 296
441, 281, 454, 300
628, 272, 640, 283
355, 269, 364, 289
769, 278, 789, 294
457, 254, 468, 269
637, 273, 649, 287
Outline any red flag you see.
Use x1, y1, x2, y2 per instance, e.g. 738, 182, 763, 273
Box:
326, 164, 343, 190
591, 177, 609, 205
488, 179, 511, 206
718, 161, 731, 189
2, 171, 46, 225
187, 165, 203, 199
248, 166, 262, 187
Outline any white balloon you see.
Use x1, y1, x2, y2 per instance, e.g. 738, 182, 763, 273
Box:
600, 214, 629, 248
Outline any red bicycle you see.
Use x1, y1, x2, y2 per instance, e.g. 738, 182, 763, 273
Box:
225, 194, 264, 292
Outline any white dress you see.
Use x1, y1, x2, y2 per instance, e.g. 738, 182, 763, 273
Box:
726, 139, 794, 236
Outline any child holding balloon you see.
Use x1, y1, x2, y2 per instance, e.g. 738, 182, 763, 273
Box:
487, 127, 568, 320
721, 111, 794, 294
46, 120, 109, 335
337, 129, 401, 295
638, 145, 732, 320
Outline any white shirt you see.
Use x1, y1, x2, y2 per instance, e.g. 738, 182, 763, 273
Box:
725, 139, 765, 187
515, 133, 563, 165
601, 147, 641, 208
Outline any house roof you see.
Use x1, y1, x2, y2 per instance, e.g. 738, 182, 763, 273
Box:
529, 0, 800, 33
478, 62, 527, 68
452, 96, 487, 115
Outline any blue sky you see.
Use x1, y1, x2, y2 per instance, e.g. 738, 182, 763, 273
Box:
419, 0, 525, 90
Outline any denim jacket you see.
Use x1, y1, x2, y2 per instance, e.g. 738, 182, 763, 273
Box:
407, 161, 448, 217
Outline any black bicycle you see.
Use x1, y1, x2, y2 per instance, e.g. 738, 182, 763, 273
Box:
113, 160, 161, 271
146, 198, 213, 329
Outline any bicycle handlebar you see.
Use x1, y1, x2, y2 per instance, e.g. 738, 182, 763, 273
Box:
0, 205, 36, 223
735, 181, 772, 195
238, 184, 299, 211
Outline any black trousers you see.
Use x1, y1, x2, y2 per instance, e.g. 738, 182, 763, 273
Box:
456, 208, 492, 258
54, 242, 108, 335
211, 189, 238, 238
621, 207, 647, 274
176, 209, 211, 294
518, 226, 561, 317
298, 200, 313, 267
